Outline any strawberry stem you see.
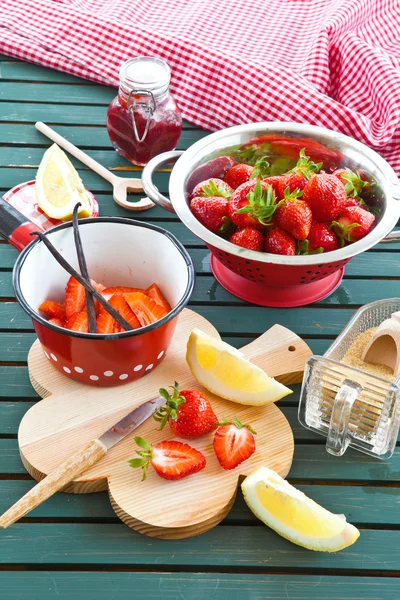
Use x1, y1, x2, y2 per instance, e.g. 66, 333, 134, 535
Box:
235, 180, 284, 226
200, 179, 232, 199
250, 157, 270, 179
217, 416, 257, 435
288, 148, 322, 179
337, 168, 371, 198
128, 436, 153, 480
296, 240, 324, 255
331, 221, 361, 246
154, 382, 187, 430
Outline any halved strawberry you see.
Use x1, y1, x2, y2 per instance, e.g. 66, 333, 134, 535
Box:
125, 292, 168, 326
48, 317, 65, 328
129, 437, 206, 480
96, 310, 115, 334
39, 300, 66, 321
213, 417, 256, 470
108, 294, 140, 329
65, 277, 86, 318
146, 283, 171, 312
65, 312, 89, 333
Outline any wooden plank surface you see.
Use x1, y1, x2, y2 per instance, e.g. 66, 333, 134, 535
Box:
0, 56, 399, 597
0, 523, 398, 570
1, 573, 399, 600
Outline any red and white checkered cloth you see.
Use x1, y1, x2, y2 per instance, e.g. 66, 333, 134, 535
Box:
1, 0, 400, 174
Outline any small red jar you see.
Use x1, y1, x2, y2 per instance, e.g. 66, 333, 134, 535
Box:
107, 56, 182, 166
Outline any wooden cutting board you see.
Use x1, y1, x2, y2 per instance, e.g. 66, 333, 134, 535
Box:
19, 309, 312, 539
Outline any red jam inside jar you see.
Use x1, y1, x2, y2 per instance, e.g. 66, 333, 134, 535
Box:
107, 57, 182, 166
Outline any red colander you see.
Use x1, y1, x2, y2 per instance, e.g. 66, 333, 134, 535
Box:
142, 122, 400, 307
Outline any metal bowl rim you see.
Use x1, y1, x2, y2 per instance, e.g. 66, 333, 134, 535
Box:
169, 121, 400, 266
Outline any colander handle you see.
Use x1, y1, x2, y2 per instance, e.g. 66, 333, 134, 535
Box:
326, 379, 361, 457
141, 151, 183, 213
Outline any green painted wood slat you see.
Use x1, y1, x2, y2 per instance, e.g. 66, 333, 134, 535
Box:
0, 439, 397, 482
0, 124, 207, 148
0, 332, 330, 363
0, 244, 399, 277
0, 101, 197, 128
1, 573, 399, 600
0, 302, 357, 335
1, 270, 400, 306
0, 523, 397, 570
0, 403, 309, 440
0, 480, 398, 526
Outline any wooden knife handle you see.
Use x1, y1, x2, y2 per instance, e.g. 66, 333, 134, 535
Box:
0, 439, 107, 529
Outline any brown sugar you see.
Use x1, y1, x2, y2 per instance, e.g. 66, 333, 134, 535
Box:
341, 327, 396, 381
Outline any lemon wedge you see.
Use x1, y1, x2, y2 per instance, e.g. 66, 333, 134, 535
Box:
242, 467, 360, 552
36, 144, 93, 220
186, 328, 292, 405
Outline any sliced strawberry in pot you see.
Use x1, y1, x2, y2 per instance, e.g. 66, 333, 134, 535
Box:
108, 295, 140, 330
65, 311, 89, 333
146, 283, 171, 312
48, 317, 65, 328
65, 277, 86, 318
125, 292, 168, 326
96, 310, 115, 334
91, 280, 106, 314
102, 286, 146, 301
39, 300, 66, 320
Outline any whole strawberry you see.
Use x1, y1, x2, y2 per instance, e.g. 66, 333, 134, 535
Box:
300, 222, 339, 253
278, 149, 322, 197
262, 176, 284, 198
154, 382, 218, 439
332, 206, 375, 245
302, 173, 347, 221
191, 178, 233, 199
228, 180, 282, 230
275, 189, 312, 241
224, 157, 270, 189
332, 168, 370, 198
265, 228, 296, 255
229, 227, 264, 251
213, 417, 256, 470
224, 164, 253, 189
190, 196, 231, 233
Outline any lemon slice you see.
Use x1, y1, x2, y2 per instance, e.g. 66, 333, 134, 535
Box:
36, 144, 93, 220
186, 328, 292, 405
242, 467, 360, 552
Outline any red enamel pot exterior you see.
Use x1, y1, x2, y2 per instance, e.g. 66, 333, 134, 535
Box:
32, 313, 178, 386
12, 217, 195, 386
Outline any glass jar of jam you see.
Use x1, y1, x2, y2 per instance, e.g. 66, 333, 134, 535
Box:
107, 56, 182, 166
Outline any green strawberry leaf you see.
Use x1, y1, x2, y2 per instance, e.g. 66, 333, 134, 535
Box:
296, 240, 324, 255
250, 157, 270, 179
200, 179, 231, 199
288, 148, 322, 179
235, 180, 283, 226
337, 168, 371, 198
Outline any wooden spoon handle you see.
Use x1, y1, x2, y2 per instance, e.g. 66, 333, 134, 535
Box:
0, 439, 107, 529
35, 121, 116, 184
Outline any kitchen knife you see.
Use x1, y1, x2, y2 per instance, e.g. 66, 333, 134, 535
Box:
0, 395, 165, 529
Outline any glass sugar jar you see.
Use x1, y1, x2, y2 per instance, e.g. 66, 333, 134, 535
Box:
107, 56, 182, 166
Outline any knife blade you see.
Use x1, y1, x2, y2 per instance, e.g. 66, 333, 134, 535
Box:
99, 395, 166, 449
0, 395, 166, 529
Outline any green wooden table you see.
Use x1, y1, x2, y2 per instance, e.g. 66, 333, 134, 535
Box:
0, 56, 399, 600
